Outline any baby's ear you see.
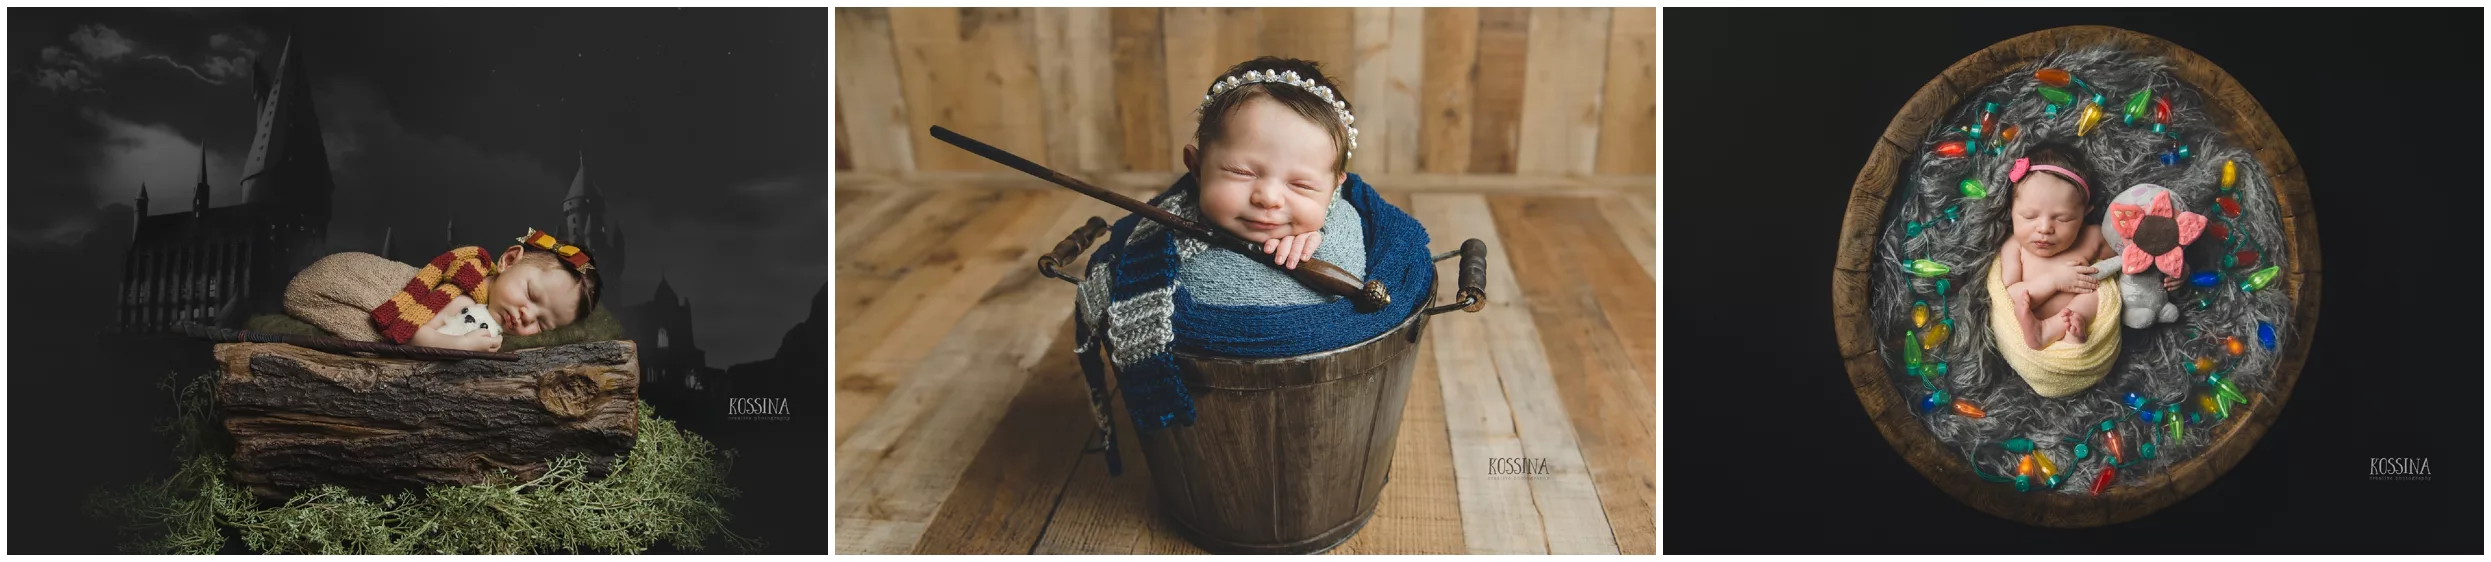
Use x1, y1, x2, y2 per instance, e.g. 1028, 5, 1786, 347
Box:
1182, 144, 1201, 175
496, 245, 525, 270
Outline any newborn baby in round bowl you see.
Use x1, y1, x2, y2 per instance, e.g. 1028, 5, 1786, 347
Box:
1997, 143, 2177, 351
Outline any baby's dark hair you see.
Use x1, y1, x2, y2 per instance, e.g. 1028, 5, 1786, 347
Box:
1193, 56, 1355, 175
2017, 141, 2100, 210
515, 247, 601, 322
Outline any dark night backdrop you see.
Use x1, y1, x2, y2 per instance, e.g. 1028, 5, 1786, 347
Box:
8, 8, 826, 553
1665, 9, 2481, 554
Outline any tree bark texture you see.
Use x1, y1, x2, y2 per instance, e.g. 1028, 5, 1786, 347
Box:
214, 341, 641, 502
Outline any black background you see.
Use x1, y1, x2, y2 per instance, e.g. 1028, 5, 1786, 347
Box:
1665, 9, 2482, 553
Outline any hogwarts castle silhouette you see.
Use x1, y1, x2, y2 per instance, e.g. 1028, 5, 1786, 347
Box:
114, 35, 332, 333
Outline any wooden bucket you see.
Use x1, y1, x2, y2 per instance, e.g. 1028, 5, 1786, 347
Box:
1833, 26, 2321, 527
1044, 221, 1490, 553
1141, 294, 1428, 554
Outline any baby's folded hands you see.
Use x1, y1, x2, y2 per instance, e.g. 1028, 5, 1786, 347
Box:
1260, 231, 1322, 270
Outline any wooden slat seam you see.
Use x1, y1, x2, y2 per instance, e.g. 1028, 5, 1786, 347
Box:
1172, 429, 1198, 553
1351, 356, 1390, 522
1480, 317, 1556, 555
1025, 431, 1096, 554
1269, 394, 1283, 543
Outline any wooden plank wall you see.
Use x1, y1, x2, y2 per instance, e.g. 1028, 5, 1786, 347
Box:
836, 7, 1656, 176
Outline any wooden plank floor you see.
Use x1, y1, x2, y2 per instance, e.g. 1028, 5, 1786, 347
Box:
834, 171, 1656, 554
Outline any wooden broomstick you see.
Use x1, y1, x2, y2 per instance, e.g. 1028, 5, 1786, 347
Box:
175, 322, 523, 362
929, 126, 1390, 311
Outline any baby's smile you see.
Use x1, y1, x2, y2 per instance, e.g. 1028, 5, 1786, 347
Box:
1192, 96, 1340, 243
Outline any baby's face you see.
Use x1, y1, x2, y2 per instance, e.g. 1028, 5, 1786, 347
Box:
2010, 173, 2087, 258
486, 253, 584, 336
1191, 96, 1343, 243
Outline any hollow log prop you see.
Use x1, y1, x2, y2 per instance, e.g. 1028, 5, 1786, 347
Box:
214, 340, 641, 502
931, 125, 1391, 311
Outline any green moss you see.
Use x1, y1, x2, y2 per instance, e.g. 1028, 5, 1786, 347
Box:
503, 306, 625, 350
87, 372, 757, 554
245, 306, 625, 351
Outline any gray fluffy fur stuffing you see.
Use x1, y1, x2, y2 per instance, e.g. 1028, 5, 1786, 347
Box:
1870, 45, 2297, 494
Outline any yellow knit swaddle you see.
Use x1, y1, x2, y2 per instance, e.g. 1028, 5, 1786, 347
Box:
1985, 252, 2123, 398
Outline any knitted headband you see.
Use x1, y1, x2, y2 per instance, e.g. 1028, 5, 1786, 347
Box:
1200, 68, 1359, 161
2010, 157, 2091, 204
515, 227, 595, 273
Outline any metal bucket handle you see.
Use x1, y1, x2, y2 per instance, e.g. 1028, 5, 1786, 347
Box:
1421, 238, 1489, 315
1036, 216, 1488, 316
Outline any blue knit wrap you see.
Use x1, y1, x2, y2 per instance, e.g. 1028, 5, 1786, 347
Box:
1073, 172, 1433, 437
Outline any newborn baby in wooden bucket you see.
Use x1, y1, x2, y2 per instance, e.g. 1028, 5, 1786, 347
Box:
1073, 56, 1434, 436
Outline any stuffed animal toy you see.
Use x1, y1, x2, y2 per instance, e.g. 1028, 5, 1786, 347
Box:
434, 303, 502, 338
2092, 183, 2207, 329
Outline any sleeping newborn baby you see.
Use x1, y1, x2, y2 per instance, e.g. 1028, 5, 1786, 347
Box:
1999, 144, 2113, 350
1178, 57, 1367, 303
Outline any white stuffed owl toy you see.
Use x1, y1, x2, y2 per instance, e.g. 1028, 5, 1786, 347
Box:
435, 303, 503, 338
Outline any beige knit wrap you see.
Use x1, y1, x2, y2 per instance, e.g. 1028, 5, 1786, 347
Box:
282, 252, 420, 343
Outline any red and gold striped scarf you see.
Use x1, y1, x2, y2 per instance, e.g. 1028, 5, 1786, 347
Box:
369, 246, 493, 344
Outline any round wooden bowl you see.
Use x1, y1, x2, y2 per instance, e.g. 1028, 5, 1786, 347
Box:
1831, 25, 2321, 527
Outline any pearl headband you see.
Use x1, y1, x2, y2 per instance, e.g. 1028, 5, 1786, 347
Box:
1201, 69, 1359, 161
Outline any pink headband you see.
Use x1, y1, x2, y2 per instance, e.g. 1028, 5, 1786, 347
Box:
2009, 157, 2090, 202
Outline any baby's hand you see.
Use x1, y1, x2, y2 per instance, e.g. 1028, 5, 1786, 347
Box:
1260, 231, 1322, 270
409, 317, 500, 352
2057, 262, 2099, 293
411, 295, 503, 352
417, 328, 502, 353
457, 329, 504, 353
2162, 265, 2185, 292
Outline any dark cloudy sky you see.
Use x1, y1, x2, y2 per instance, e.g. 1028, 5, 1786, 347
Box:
9, 8, 828, 366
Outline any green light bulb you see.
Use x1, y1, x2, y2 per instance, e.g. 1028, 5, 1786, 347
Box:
2123, 86, 2152, 125
2038, 87, 2072, 107
1903, 329, 1923, 377
2239, 265, 2280, 292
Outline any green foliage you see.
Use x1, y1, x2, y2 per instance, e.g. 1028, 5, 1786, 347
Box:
243, 313, 325, 337
87, 372, 758, 554
244, 306, 625, 351
500, 305, 625, 350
